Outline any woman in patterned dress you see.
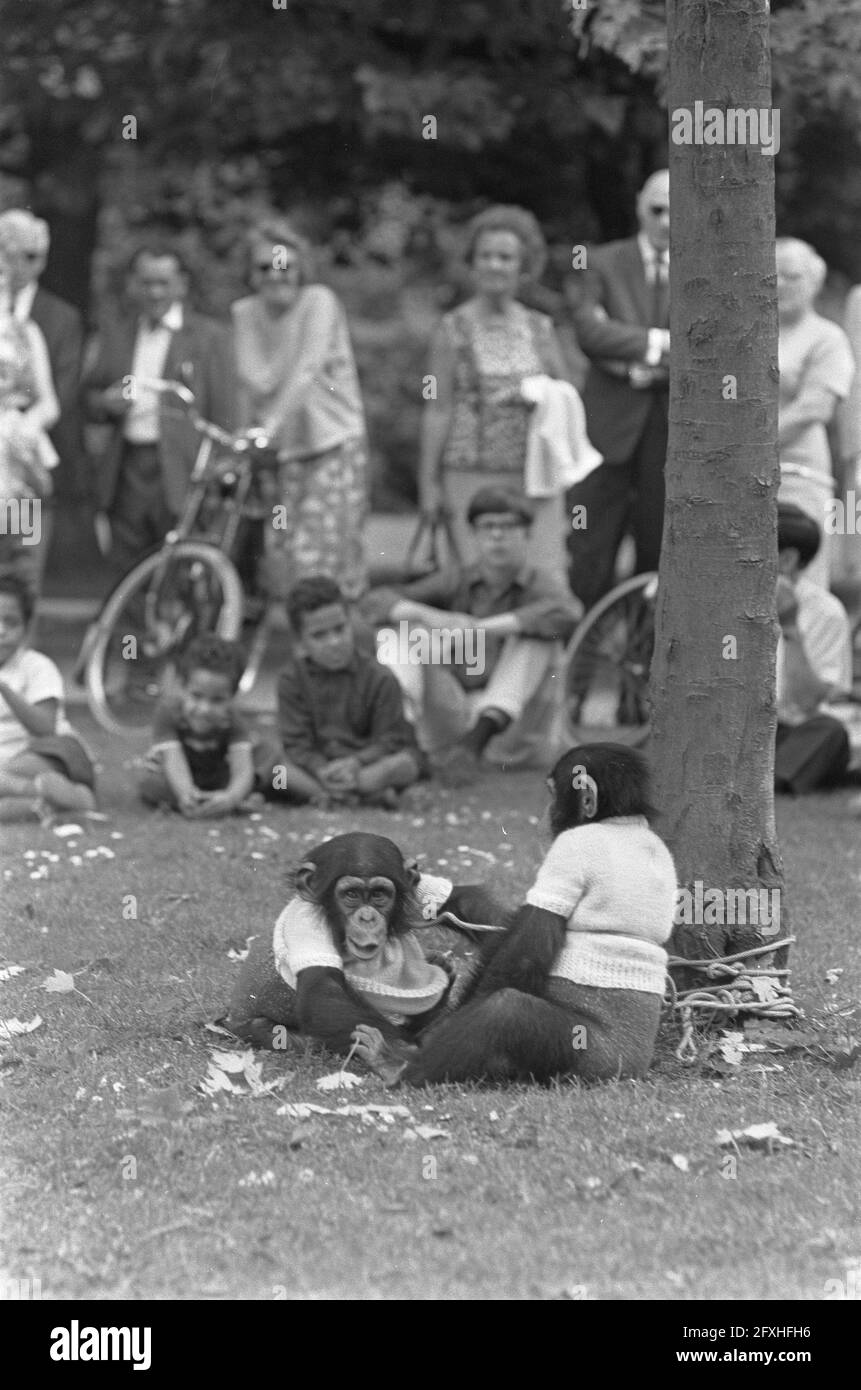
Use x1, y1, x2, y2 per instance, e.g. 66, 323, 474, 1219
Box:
418, 205, 571, 578
231, 220, 368, 601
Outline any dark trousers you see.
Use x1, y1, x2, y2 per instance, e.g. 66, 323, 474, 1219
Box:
566, 393, 668, 611
775, 715, 850, 794
109, 442, 174, 580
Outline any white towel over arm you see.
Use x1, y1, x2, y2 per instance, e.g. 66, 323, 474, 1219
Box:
521, 373, 602, 499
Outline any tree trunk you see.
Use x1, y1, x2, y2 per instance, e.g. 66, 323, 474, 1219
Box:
653, 0, 785, 973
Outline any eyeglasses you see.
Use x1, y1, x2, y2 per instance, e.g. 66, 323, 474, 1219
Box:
254, 261, 299, 276
648, 205, 670, 216
473, 519, 527, 534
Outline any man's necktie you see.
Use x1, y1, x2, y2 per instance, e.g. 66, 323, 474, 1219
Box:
651, 254, 669, 329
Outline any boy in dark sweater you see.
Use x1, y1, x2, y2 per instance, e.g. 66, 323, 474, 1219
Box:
272, 576, 423, 809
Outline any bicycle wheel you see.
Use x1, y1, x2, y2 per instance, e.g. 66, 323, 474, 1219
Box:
561, 572, 658, 746
83, 542, 243, 736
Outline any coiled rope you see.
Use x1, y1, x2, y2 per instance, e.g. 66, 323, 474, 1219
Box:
664, 936, 801, 1062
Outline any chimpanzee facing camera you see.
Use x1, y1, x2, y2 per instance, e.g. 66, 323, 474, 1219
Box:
225, 832, 456, 1055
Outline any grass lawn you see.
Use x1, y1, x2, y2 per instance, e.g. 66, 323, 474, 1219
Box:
1, 713, 859, 1302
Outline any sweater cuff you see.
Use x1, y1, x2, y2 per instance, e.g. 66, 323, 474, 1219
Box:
526, 886, 575, 919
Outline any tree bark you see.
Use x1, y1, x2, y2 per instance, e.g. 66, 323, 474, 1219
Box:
653, 0, 785, 972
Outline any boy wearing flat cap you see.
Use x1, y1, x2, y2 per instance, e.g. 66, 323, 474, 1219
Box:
365, 485, 582, 783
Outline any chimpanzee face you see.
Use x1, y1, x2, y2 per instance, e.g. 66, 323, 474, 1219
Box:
334, 876, 398, 961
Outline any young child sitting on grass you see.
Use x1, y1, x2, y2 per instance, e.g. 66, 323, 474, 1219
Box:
0, 573, 97, 821
271, 575, 425, 810
137, 635, 277, 818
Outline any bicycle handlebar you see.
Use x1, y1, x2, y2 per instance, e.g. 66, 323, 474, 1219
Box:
134, 377, 270, 453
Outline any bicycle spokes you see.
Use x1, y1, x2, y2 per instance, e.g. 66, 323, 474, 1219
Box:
95, 554, 237, 730
565, 582, 656, 741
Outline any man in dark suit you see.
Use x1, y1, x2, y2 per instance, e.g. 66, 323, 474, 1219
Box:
565, 169, 671, 610
83, 247, 235, 580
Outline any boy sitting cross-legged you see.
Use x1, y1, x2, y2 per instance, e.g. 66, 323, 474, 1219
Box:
270, 575, 424, 810
137, 635, 276, 818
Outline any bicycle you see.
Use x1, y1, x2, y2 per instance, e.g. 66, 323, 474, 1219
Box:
559, 462, 843, 745
78, 379, 277, 735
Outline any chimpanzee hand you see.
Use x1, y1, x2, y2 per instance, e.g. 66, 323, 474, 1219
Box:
438, 884, 511, 929
424, 950, 457, 983
350, 1025, 414, 1085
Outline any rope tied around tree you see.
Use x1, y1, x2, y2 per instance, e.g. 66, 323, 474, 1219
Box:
663, 936, 801, 1062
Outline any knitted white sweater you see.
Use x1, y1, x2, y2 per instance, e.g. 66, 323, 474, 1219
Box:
525, 816, 678, 994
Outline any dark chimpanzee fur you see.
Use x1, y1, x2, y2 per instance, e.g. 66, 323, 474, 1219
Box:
226, 832, 451, 1056
293, 833, 426, 1053
353, 745, 665, 1086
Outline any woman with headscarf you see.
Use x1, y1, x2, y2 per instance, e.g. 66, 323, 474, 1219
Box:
231, 220, 368, 603
777, 237, 854, 589
418, 205, 575, 579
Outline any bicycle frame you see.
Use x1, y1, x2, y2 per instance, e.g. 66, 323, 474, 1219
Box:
115, 380, 274, 656
141, 381, 272, 560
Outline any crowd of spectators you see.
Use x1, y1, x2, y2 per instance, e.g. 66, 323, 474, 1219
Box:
0, 181, 859, 812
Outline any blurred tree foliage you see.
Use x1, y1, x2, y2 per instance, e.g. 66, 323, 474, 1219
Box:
2, 0, 860, 505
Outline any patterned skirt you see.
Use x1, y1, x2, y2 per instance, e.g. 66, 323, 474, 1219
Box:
264, 434, 369, 601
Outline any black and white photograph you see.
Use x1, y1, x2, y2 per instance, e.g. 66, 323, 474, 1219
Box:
0, 0, 859, 1332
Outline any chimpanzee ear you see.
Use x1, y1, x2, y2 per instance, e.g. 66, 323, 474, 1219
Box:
294, 861, 319, 901
403, 857, 422, 891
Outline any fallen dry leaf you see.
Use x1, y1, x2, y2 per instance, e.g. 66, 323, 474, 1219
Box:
316, 1070, 364, 1092
42, 969, 77, 994
0, 1014, 43, 1040
743, 1024, 821, 1052
403, 1125, 450, 1141
276, 1100, 413, 1122
199, 1064, 245, 1096
277, 1102, 337, 1120
208, 1048, 251, 1073
198, 1047, 284, 1098
749, 976, 781, 1004
715, 1121, 795, 1151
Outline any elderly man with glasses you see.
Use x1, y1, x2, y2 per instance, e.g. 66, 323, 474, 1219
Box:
83, 246, 234, 581
366, 485, 582, 784
564, 169, 672, 610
